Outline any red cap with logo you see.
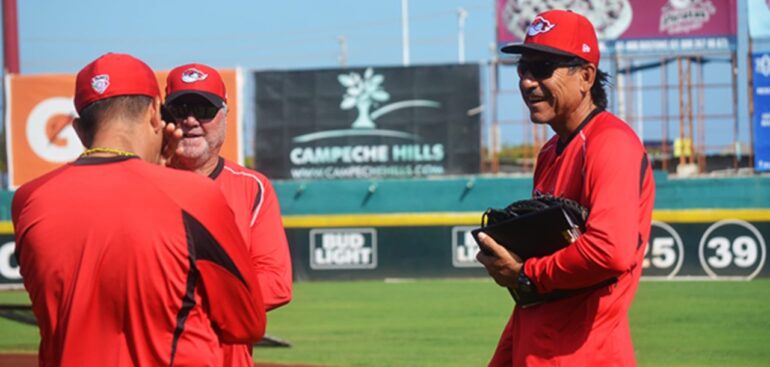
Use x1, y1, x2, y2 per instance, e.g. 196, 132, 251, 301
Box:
501, 9, 600, 66
165, 63, 227, 108
74, 53, 160, 114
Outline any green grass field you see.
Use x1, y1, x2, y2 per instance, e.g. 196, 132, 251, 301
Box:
1, 279, 769, 367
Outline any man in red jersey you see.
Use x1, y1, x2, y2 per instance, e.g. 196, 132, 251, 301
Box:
164, 63, 293, 367
476, 10, 655, 367
12, 53, 266, 367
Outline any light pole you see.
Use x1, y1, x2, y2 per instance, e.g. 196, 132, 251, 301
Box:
337, 35, 348, 67
457, 8, 468, 64
401, 0, 410, 66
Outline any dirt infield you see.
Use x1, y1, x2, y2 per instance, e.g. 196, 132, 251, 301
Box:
0, 353, 327, 367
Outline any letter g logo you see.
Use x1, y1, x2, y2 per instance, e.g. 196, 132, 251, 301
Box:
26, 97, 82, 162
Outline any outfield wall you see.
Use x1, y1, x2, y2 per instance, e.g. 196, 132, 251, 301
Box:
0, 173, 769, 287
276, 173, 770, 281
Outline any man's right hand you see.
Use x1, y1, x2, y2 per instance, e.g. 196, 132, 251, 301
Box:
476, 232, 525, 289
159, 122, 183, 167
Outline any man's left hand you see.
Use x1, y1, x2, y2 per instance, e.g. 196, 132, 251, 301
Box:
476, 232, 524, 288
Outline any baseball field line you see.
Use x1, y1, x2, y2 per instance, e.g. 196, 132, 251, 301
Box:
277, 209, 770, 228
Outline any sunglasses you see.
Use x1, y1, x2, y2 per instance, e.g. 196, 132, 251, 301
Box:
163, 103, 220, 121
517, 59, 586, 80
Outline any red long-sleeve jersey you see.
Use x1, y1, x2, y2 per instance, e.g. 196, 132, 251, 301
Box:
12, 156, 266, 367
210, 158, 293, 367
490, 111, 655, 366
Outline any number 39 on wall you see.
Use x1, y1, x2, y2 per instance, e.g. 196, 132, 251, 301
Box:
698, 220, 767, 280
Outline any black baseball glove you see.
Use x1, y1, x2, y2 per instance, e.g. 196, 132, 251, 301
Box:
481, 194, 589, 231
476, 195, 617, 308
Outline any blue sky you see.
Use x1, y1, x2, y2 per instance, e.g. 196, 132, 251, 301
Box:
9, 0, 755, 153
16, 0, 494, 74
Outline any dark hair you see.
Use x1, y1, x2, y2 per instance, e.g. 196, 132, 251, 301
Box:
591, 69, 609, 110
77, 95, 153, 147
567, 60, 609, 110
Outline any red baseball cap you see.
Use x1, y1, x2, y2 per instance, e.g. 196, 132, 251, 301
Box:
165, 63, 227, 108
74, 53, 160, 113
501, 10, 600, 66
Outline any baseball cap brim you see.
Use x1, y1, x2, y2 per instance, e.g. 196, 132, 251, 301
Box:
165, 90, 224, 108
500, 43, 580, 59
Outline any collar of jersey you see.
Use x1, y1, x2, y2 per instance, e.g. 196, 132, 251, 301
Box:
73, 155, 139, 166
207, 157, 225, 180
555, 107, 604, 156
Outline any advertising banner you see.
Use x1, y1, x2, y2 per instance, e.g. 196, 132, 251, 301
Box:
2, 215, 768, 285
3, 217, 767, 285
4, 70, 242, 189
497, 0, 737, 53
753, 52, 770, 172
253, 65, 481, 180
286, 219, 769, 281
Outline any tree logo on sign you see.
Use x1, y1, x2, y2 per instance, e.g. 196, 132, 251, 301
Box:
292, 67, 441, 143
338, 67, 389, 129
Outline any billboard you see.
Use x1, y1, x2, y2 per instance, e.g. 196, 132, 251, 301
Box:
496, 0, 737, 53
4, 70, 242, 189
284, 218, 769, 281
753, 52, 770, 172
253, 64, 481, 180
3, 215, 768, 286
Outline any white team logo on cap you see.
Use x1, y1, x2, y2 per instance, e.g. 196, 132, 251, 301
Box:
181, 68, 208, 83
91, 75, 110, 94
582, 43, 591, 53
527, 16, 556, 37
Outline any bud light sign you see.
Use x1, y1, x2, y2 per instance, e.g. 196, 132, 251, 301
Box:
310, 228, 377, 270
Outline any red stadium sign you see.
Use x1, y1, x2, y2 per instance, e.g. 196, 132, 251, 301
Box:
497, 0, 737, 49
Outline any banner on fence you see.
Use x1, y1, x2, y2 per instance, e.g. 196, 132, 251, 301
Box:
753, 52, 770, 172
253, 64, 481, 180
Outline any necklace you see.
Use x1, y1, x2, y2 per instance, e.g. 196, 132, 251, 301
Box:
80, 147, 137, 158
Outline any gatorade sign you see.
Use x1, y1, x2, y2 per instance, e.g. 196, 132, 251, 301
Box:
5, 71, 242, 189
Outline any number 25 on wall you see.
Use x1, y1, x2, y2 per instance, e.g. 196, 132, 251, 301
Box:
642, 221, 684, 279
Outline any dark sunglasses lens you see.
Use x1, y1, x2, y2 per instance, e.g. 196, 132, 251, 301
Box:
166, 105, 185, 120
166, 104, 219, 120
518, 62, 555, 79
190, 105, 219, 120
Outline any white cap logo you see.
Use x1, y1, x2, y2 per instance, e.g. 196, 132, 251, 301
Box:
91, 75, 110, 94
181, 68, 208, 83
527, 16, 556, 37
582, 43, 591, 53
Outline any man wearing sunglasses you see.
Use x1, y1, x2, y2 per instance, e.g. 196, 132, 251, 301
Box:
475, 10, 654, 367
164, 63, 293, 367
